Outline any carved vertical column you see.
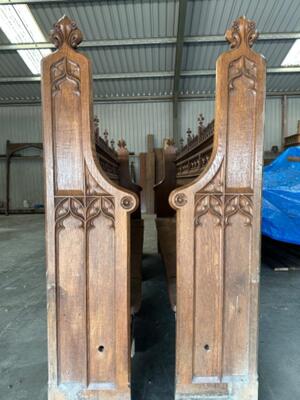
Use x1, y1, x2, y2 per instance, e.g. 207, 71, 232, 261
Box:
170, 17, 266, 400
42, 16, 137, 400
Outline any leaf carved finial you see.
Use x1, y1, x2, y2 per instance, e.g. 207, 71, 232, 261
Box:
225, 16, 258, 49
103, 129, 109, 145
117, 138, 127, 149
50, 15, 83, 49
166, 138, 175, 147
117, 138, 128, 156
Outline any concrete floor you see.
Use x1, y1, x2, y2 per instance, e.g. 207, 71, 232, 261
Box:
0, 214, 300, 400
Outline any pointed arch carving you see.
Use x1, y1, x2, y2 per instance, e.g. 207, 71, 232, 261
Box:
42, 16, 136, 400
169, 16, 266, 399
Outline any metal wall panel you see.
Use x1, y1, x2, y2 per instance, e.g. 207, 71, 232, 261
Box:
287, 97, 300, 136
0, 105, 43, 209
264, 97, 282, 151
179, 99, 215, 138
94, 100, 173, 152
0, 95, 297, 208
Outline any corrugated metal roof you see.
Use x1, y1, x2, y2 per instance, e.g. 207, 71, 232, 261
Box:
0, 28, 9, 44
0, 28, 32, 77
81, 45, 175, 74
182, 41, 294, 71
93, 77, 173, 98
0, 82, 41, 101
30, 0, 179, 40
1, 0, 300, 103
185, 0, 300, 36
180, 73, 300, 95
0, 52, 31, 76
180, 76, 216, 94
267, 73, 300, 92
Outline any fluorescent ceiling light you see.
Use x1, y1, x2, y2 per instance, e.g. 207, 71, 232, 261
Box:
281, 39, 300, 66
0, 4, 51, 74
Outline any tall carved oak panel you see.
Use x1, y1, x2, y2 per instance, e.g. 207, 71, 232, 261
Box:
170, 17, 266, 400
42, 17, 137, 400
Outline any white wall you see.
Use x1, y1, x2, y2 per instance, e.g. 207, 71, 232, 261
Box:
94, 101, 173, 152
0, 96, 300, 209
179, 99, 215, 138
0, 106, 43, 209
263, 97, 282, 151
287, 97, 300, 136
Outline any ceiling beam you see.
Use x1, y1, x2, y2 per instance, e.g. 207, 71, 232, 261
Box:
1, 32, 300, 52
1, 66, 300, 83
0, 38, 177, 51
173, 0, 188, 98
2, 91, 300, 106
181, 66, 300, 76
185, 32, 300, 44
0, 71, 174, 83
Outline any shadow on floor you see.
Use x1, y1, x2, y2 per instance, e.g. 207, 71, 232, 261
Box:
131, 253, 175, 400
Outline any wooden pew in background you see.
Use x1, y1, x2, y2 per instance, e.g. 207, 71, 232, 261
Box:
42, 16, 138, 400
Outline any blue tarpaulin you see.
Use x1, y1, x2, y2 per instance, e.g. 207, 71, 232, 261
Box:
262, 146, 300, 245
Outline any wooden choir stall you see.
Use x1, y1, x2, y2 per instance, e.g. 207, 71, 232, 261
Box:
42, 16, 142, 400
154, 117, 215, 311
42, 15, 266, 400
93, 118, 144, 314
157, 16, 266, 400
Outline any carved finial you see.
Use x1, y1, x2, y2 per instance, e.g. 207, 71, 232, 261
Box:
225, 16, 258, 49
198, 114, 205, 134
166, 138, 175, 147
117, 138, 127, 149
117, 138, 128, 157
110, 139, 115, 150
103, 129, 109, 145
186, 128, 193, 142
50, 15, 83, 49
164, 138, 177, 154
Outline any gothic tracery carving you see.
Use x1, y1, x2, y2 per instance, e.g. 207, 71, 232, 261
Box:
55, 197, 85, 231
55, 195, 115, 232
86, 196, 115, 229
224, 195, 253, 226
195, 195, 223, 226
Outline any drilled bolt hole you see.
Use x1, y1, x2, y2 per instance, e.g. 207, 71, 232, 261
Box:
98, 345, 105, 353
204, 344, 210, 351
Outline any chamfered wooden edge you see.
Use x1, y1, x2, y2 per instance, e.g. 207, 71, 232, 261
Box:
41, 15, 136, 395
42, 15, 139, 215
169, 16, 266, 211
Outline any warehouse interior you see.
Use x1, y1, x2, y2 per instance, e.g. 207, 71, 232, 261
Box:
0, 1, 300, 399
